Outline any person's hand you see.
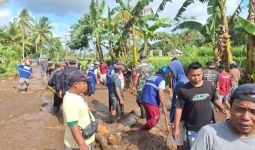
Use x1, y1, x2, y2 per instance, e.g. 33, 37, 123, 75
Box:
120, 99, 125, 105
79, 144, 89, 150
58, 91, 63, 98
132, 87, 137, 95
172, 128, 180, 140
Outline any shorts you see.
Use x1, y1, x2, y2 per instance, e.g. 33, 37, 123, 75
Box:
169, 121, 186, 146
218, 94, 230, 104
18, 77, 29, 85
100, 74, 106, 83
110, 96, 120, 112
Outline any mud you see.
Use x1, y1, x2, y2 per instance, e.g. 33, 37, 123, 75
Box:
0, 65, 227, 150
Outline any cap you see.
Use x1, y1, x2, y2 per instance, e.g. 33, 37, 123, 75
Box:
218, 64, 225, 69
68, 70, 87, 84
69, 58, 77, 64
95, 61, 100, 65
160, 66, 169, 74
231, 84, 255, 103
231, 61, 237, 67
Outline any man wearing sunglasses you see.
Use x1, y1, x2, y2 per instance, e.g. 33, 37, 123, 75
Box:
191, 83, 255, 150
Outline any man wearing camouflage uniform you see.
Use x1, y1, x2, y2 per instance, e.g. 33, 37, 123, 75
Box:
132, 53, 154, 118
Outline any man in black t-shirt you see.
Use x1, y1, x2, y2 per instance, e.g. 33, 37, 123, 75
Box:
172, 62, 228, 150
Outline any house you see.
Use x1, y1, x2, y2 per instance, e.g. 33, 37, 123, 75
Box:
167, 49, 183, 57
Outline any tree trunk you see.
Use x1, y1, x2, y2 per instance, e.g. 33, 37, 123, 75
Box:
214, 0, 233, 67
246, 0, 255, 81
144, 37, 148, 54
133, 27, 138, 66
96, 35, 103, 61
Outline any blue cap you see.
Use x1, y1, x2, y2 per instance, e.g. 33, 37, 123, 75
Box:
160, 66, 169, 74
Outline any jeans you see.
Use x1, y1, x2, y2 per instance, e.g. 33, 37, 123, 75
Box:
186, 130, 199, 150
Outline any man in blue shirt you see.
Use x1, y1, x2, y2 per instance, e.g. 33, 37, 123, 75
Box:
140, 66, 170, 131
15, 61, 32, 92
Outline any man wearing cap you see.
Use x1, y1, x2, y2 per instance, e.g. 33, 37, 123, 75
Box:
108, 65, 125, 123
133, 52, 155, 118
15, 61, 32, 92
203, 61, 219, 89
218, 64, 232, 109
230, 61, 241, 92
62, 70, 95, 150
191, 84, 255, 150
140, 66, 170, 131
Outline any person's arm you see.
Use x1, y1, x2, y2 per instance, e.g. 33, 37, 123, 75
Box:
116, 86, 124, 105
214, 100, 230, 118
159, 88, 170, 132
173, 107, 183, 140
69, 125, 89, 150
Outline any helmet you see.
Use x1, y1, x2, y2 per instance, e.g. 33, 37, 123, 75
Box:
160, 66, 169, 74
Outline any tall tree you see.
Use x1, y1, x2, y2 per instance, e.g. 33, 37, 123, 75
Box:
17, 9, 34, 58
33, 16, 53, 57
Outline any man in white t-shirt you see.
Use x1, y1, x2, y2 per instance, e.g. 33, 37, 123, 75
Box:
63, 70, 95, 150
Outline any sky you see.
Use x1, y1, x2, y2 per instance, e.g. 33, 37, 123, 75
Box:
0, 0, 249, 44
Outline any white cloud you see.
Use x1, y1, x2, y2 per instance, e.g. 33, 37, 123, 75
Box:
0, 8, 12, 25
16, 0, 91, 16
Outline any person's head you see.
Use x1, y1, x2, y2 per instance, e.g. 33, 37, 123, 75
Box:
230, 61, 238, 69
206, 61, 215, 69
114, 65, 122, 74
218, 64, 225, 73
117, 61, 126, 71
140, 52, 147, 60
229, 84, 255, 136
171, 57, 177, 62
68, 70, 87, 94
25, 61, 30, 66
187, 62, 203, 86
55, 64, 61, 69
159, 66, 169, 78
69, 59, 76, 65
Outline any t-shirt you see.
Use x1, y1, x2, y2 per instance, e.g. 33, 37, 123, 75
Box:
191, 121, 255, 150
109, 74, 121, 97
62, 92, 95, 148
230, 68, 240, 84
135, 62, 154, 92
99, 63, 108, 74
175, 81, 216, 131
219, 71, 232, 95
203, 69, 219, 87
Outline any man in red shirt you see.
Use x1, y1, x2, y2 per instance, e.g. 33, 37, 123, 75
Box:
218, 64, 232, 109
99, 60, 108, 85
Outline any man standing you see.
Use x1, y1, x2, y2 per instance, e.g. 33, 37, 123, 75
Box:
108, 65, 125, 123
218, 64, 232, 109
173, 62, 228, 150
133, 53, 154, 118
86, 63, 99, 96
62, 70, 95, 150
230, 61, 241, 92
140, 66, 170, 131
15, 61, 32, 92
203, 61, 219, 88
191, 84, 255, 150
99, 60, 108, 85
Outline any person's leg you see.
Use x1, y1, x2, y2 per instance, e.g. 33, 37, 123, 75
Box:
136, 92, 145, 119
110, 97, 118, 123
224, 94, 231, 109
140, 102, 160, 130
91, 83, 95, 94
186, 130, 199, 150
108, 89, 112, 112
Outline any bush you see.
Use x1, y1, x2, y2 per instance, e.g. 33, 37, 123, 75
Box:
0, 67, 6, 74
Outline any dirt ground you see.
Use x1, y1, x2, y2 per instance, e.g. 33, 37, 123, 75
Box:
0, 65, 226, 150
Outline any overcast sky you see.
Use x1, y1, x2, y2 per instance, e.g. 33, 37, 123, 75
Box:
0, 0, 249, 42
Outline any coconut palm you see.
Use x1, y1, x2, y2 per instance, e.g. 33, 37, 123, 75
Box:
17, 9, 34, 58
33, 16, 53, 57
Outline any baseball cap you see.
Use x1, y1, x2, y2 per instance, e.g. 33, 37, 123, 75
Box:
230, 84, 255, 103
218, 64, 225, 69
68, 70, 87, 84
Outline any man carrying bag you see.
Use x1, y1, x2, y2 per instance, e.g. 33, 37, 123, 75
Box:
63, 70, 97, 150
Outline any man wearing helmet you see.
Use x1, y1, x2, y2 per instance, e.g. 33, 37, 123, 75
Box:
132, 52, 154, 118
139, 66, 170, 131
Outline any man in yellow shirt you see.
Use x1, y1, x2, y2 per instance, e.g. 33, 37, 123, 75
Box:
63, 70, 95, 150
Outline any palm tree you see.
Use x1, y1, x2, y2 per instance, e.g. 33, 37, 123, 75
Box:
17, 9, 34, 58
33, 16, 53, 57
6, 22, 22, 51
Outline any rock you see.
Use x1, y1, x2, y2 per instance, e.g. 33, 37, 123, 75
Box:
97, 124, 110, 135
108, 132, 122, 145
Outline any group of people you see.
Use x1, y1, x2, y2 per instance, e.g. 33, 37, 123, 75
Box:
41, 54, 255, 150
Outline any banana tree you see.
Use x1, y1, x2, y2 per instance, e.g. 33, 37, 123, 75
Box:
237, 0, 255, 81
174, 0, 235, 66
